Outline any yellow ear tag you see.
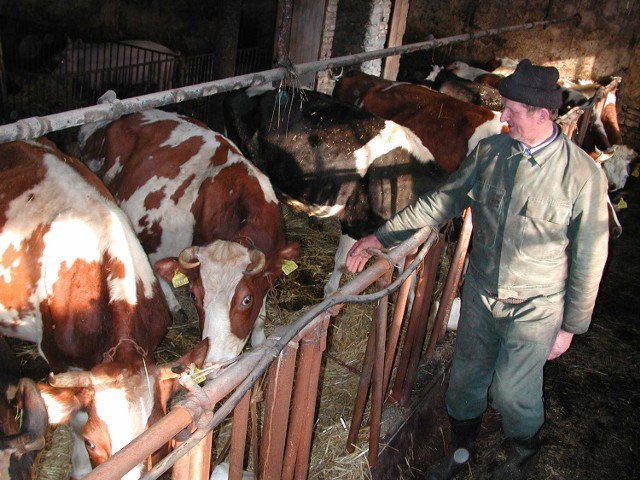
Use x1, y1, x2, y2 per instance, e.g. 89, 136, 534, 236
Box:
617, 197, 628, 210
282, 259, 299, 275
632, 166, 640, 178
191, 366, 206, 385
172, 270, 189, 288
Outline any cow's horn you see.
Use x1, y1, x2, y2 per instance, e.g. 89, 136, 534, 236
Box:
1, 433, 47, 453
243, 249, 266, 276
48, 371, 93, 388
179, 246, 201, 269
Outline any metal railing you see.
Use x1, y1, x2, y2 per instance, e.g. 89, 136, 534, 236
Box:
0, 16, 578, 144
85, 226, 448, 479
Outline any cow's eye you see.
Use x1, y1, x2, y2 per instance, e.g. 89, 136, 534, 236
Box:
84, 438, 96, 451
241, 295, 253, 307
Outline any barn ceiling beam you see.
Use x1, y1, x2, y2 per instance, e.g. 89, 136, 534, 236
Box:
0, 15, 579, 144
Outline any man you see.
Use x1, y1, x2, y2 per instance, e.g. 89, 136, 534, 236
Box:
346, 59, 610, 479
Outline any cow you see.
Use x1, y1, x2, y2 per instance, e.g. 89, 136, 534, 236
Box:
0, 377, 48, 480
55, 38, 179, 94
423, 65, 504, 111
225, 83, 504, 297
0, 138, 207, 479
331, 70, 506, 174
78, 109, 299, 365
590, 145, 638, 192
0, 338, 48, 480
445, 60, 491, 81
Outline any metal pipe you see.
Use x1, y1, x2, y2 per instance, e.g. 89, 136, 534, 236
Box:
368, 270, 393, 466
389, 258, 431, 403
383, 254, 416, 397
259, 342, 298, 479
0, 16, 578, 144
424, 209, 473, 359
229, 392, 251, 480
399, 235, 444, 406
293, 318, 329, 479
85, 228, 437, 480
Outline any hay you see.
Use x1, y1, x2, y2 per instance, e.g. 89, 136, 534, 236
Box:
35, 425, 73, 480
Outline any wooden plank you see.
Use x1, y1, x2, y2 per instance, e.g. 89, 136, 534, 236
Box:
287, 0, 328, 87
383, 0, 410, 80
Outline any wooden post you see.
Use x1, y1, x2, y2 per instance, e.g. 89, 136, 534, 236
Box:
383, 0, 410, 80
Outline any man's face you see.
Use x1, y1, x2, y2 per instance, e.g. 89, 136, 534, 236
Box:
500, 97, 541, 144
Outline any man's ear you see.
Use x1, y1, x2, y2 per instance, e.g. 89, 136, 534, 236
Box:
538, 108, 551, 123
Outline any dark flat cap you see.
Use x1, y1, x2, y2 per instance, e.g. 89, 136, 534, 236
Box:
498, 59, 563, 109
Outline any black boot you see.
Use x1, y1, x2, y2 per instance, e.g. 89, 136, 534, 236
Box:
423, 415, 483, 480
490, 434, 542, 480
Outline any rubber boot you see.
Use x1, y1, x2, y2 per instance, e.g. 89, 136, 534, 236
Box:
490, 434, 542, 480
423, 415, 483, 480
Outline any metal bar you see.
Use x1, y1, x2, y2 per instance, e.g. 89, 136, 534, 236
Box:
86, 227, 437, 480
259, 341, 299, 479
171, 428, 213, 480
368, 270, 393, 466
425, 209, 474, 359
228, 392, 251, 480
0, 16, 577, 144
293, 316, 330, 480
399, 235, 445, 406
382, 254, 416, 397
389, 258, 431, 404
346, 308, 377, 453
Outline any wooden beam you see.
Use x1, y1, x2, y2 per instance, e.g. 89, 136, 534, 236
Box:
383, 0, 410, 80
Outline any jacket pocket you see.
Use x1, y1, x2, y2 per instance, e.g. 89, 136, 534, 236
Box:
518, 197, 571, 261
467, 181, 505, 248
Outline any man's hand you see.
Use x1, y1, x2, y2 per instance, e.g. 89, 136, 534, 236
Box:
547, 329, 574, 360
345, 234, 384, 273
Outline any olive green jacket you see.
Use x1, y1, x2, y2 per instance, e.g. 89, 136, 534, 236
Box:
376, 132, 610, 334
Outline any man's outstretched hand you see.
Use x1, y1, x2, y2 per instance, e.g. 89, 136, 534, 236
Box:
345, 234, 384, 273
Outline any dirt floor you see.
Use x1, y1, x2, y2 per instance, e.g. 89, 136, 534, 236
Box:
373, 173, 640, 480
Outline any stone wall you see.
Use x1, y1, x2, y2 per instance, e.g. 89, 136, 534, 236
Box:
329, 0, 638, 149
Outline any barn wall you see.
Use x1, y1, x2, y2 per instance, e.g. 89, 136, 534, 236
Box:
400, 0, 640, 150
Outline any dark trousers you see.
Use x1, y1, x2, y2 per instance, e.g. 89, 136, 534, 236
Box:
445, 273, 564, 438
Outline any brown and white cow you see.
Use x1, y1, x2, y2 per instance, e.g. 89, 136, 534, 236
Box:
78, 109, 299, 365
225, 83, 504, 297
332, 70, 506, 174
0, 139, 206, 479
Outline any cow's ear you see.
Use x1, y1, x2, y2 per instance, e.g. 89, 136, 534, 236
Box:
178, 338, 210, 369
281, 242, 300, 261
154, 257, 198, 284
158, 339, 210, 405
36, 383, 85, 425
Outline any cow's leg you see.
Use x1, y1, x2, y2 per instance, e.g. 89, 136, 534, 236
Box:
159, 279, 182, 314
324, 234, 357, 298
69, 411, 93, 480
251, 298, 267, 347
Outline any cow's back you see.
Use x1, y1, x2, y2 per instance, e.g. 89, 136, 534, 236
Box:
333, 73, 505, 173
79, 109, 285, 260
0, 139, 169, 371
